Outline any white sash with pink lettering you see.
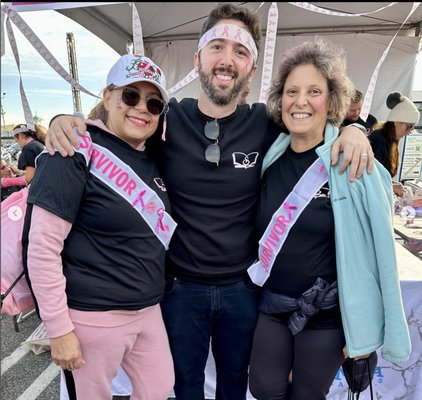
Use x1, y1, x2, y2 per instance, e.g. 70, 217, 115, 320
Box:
248, 158, 328, 286
73, 133, 177, 249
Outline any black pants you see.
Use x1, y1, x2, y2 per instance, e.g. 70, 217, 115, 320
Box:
249, 312, 345, 400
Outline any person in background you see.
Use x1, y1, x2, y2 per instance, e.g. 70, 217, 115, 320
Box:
43, 4, 374, 399
1, 158, 22, 201
368, 92, 419, 198
24, 54, 175, 400
342, 89, 378, 134
248, 38, 410, 400
3, 123, 46, 190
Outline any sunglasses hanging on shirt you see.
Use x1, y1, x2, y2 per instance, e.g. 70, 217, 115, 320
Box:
204, 119, 220, 166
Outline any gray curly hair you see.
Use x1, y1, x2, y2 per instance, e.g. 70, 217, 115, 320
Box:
267, 38, 355, 127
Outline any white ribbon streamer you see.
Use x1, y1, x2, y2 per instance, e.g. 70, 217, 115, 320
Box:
360, 2, 420, 121
131, 3, 144, 56
289, 2, 398, 17
5, 17, 35, 129
7, 2, 124, 13
259, 2, 278, 103
2, 5, 100, 99
168, 68, 199, 96
1, 6, 5, 57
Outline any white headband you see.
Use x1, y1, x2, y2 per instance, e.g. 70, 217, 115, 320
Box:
12, 127, 31, 136
198, 23, 258, 62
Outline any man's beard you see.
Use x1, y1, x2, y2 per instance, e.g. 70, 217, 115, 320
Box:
199, 63, 250, 106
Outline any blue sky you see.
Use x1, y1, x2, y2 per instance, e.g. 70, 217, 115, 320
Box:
1, 9, 119, 127
1, 8, 422, 128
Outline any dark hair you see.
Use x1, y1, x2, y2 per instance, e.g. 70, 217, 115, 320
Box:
267, 38, 354, 127
13, 123, 47, 144
199, 3, 261, 59
374, 121, 399, 177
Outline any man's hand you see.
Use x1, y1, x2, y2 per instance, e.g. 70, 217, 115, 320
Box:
331, 126, 374, 181
50, 331, 85, 371
46, 116, 87, 157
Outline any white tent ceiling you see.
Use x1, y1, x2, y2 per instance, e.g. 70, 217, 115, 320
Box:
57, 2, 422, 55
55, 2, 422, 119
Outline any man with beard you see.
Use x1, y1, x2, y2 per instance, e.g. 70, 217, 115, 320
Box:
46, 4, 373, 399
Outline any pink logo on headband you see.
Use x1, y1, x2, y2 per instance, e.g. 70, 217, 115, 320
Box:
235, 28, 242, 41
222, 25, 230, 37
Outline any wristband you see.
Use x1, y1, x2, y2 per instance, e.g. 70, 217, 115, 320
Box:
1, 176, 27, 188
349, 123, 368, 135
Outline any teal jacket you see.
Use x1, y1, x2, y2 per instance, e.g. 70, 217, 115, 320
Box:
262, 123, 411, 363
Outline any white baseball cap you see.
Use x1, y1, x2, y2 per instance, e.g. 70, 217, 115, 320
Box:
107, 54, 169, 103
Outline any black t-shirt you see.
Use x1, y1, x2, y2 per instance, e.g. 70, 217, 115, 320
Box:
18, 140, 45, 170
26, 127, 171, 311
148, 98, 279, 284
256, 144, 341, 329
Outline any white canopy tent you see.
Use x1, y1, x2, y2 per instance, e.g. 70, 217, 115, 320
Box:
3, 2, 422, 120
57, 2, 422, 121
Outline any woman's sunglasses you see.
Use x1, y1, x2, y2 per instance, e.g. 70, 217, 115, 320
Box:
114, 87, 166, 116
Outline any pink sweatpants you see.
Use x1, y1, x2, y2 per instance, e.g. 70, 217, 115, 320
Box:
64, 304, 174, 400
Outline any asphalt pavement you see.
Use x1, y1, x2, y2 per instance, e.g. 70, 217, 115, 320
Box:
1, 312, 60, 399
1, 312, 131, 400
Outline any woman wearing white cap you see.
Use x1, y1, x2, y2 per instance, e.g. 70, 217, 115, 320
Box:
23, 54, 176, 400
0, 123, 46, 189
369, 92, 419, 197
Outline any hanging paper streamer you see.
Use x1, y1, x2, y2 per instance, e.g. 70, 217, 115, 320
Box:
5, 17, 35, 129
1, 5, 100, 99
1, 6, 5, 57
289, 2, 398, 17
259, 2, 278, 104
131, 3, 144, 56
8, 2, 123, 13
168, 68, 199, 96
360, 2, 420, 121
